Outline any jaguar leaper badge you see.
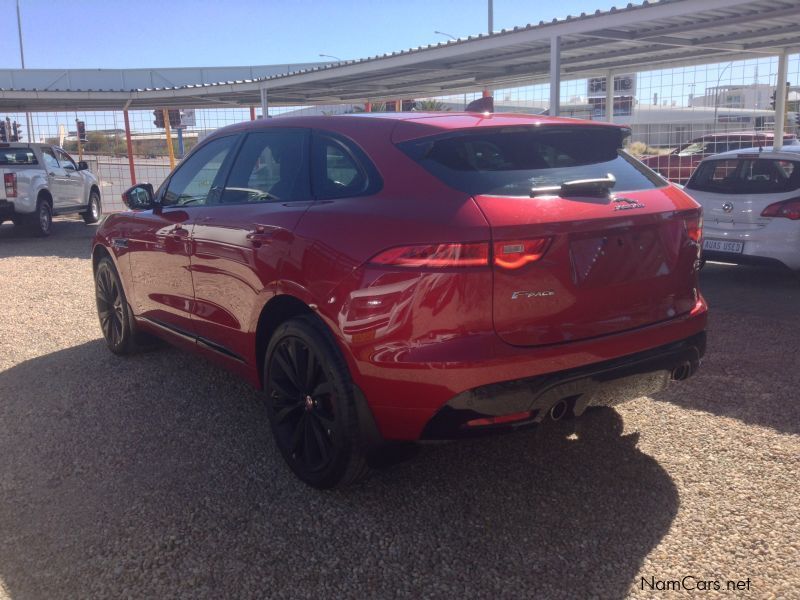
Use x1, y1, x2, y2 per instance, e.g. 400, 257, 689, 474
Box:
612, 195, 645, 211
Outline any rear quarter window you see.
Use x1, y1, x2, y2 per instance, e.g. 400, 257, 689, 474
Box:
0, 148, 37, 165
397, 126, 665, 196
688, 158, 800, 194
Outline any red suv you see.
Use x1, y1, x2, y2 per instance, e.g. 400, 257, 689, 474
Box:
92, 113, 707, 488
641, 131, 798, 184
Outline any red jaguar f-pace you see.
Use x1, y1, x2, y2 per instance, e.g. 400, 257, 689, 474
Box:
93, 112, 707, 488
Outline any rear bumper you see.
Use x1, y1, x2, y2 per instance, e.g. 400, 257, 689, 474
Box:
356, 297, 707, 441
421, 331, 705, 439
703, 223, 800, 271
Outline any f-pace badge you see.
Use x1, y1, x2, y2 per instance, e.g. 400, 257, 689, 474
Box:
511, 290, 556, 299
722, 202, 734, 213
612, 195, 645, 211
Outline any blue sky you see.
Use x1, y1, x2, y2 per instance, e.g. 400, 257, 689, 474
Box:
0, 0, 622, 69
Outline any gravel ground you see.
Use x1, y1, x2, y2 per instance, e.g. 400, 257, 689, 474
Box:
0, 217, 798, 599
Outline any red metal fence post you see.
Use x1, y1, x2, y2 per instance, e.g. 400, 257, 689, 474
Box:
123, 109, 136, 185
250, 106, 256, 121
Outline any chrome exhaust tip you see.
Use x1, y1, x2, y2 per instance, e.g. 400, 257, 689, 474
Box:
549, 400, 568, 421
671, 362, 692, 381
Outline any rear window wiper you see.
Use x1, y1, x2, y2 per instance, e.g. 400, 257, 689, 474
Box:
531, 173, 616, 198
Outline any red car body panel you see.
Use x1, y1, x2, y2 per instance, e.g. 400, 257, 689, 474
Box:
94, 113, 707, 441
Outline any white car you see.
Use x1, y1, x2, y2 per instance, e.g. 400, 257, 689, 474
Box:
684, 146, 800, 273
0, 143, 101, 236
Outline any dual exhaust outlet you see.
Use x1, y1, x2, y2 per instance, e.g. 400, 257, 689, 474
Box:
547, 362, 694, 421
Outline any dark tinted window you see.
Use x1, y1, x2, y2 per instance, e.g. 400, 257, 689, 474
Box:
221, 129, 310, 204
163, 136, 238, 207
0, 148, 37, 165
398, 126, 664, 196
312, 133, 381, 199
687, 158, 800, 194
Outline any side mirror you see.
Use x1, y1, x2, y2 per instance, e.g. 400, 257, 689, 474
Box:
122, 183, 156, 210
77, 161, 89, 171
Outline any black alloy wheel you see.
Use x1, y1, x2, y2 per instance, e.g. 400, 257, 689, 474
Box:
94, 257, 137, 354
269, 336, 336, 472
265, 317, 369, 488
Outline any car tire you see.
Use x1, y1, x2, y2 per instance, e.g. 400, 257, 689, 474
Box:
29, 198, 52, 236
82, 190, 102, 224
264, 315, 370, 489
94, 256, 141, 355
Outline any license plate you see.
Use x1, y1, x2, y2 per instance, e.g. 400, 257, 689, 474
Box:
703, 239, 743, 254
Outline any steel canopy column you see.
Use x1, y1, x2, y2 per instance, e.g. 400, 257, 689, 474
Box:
605, 70, 615, 122
123, 109, 136, 185
260, 87, 269, 119
774, 50, 788, 151
549, 36, 561, 117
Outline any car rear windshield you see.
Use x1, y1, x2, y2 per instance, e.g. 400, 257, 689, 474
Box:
397, 126, 665, 196
0, 148, 37, 165
687, 157, 800, 194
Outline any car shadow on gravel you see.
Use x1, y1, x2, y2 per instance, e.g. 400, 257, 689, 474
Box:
0, 218, 95, 260
0, 340, 678, 599
653, 263, 800, 436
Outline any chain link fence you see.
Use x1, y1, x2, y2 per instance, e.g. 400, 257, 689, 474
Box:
3, 54, 799, 212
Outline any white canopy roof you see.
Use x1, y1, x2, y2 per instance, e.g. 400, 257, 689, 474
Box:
0, 0, 799, 111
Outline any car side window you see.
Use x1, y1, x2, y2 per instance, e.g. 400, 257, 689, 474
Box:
56, 149, 77, 171
219, 129, 310, 204
162, 136, 238, 207
41, 148, 60, 171
312, 133, 380, 199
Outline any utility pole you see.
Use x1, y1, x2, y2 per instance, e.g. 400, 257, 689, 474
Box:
488, 0, 493, 34
16, 0, 34, 142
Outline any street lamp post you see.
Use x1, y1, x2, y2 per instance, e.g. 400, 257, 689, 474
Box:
16, 0, 34, 142
318, 54, 342, 62
712, 62, 734, 129
434, 31, 457, 41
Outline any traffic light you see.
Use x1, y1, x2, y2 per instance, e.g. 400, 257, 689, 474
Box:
76, 120, 86, 142
770, 90, 777, 110
0, 120, 6, 143
10, 121, 21, 142
153, 109, 182, 128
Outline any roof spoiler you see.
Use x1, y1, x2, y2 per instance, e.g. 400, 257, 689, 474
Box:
465, 96, 493, 113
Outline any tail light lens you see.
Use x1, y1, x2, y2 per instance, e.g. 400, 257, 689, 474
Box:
761, 198, 800, 220
493, 238, 551, 269
684, 212, 703, 243
4, 173, 17, 198
369, 242, 489, 268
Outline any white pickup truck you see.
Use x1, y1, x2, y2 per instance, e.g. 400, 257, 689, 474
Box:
0, 142, 102, 236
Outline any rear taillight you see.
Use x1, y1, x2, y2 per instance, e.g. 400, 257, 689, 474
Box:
684, 213, 703, 243
761, 198, 800, 220
369, 242, 490, 268
3, 173, 16, 198
493, 238, 551, 269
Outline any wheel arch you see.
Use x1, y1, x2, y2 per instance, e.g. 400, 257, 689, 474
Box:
254, 294, 314, 388
89, 184, 101, 201
92, 243, 115, 275
36, 187, 53, 206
